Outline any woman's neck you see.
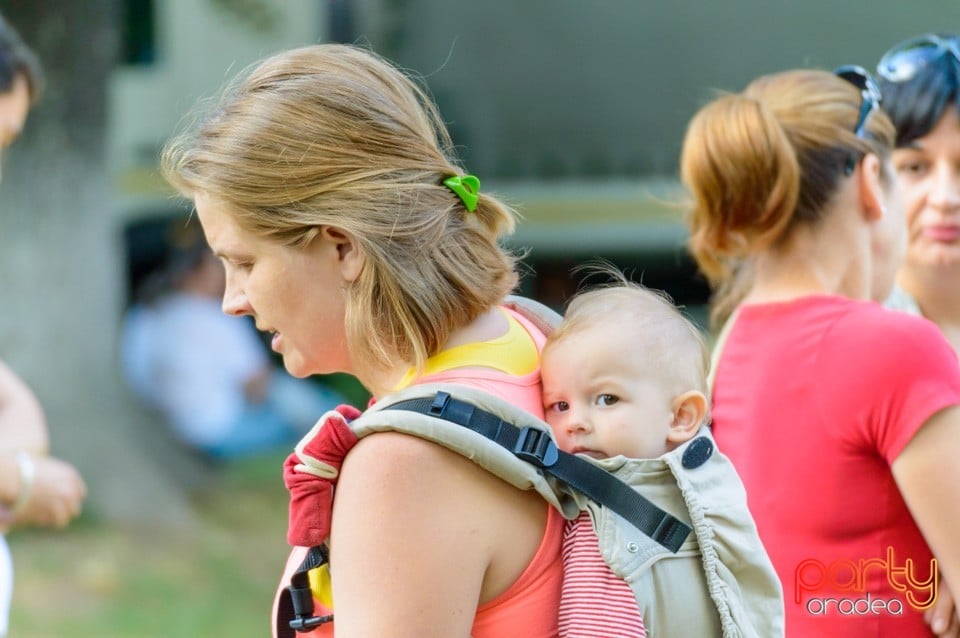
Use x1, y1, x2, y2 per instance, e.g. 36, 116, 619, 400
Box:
362, 306, 508, 399
444, 307, 508, 349
897, 265, 960, 355
747, 227, 869, 304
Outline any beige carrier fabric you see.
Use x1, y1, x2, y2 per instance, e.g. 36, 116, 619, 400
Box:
349, 296, 577, 517
342, 297, 784, 637
351, 386, 784, 638
502, 295, 561, 337
351, 382, 580, 519
571, 428, 785, 638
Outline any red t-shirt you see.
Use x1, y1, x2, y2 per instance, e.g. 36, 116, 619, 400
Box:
712, 295, 960, 637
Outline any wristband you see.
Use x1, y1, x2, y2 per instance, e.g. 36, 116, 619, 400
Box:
10, 452, 34, 515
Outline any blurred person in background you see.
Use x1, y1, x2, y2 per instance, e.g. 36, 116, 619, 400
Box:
0, 10, 87, 637
879, 34, 960, 357
121, 223, 347, 461
682, 66, 960, 636
877, 32, 960, 636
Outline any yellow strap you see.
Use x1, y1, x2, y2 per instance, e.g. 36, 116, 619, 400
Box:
308, 564, 334, 609
395, 309, 538, 390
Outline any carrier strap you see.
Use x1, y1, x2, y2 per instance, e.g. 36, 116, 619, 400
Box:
385, 391, 691, 553
277, 545, 333, 637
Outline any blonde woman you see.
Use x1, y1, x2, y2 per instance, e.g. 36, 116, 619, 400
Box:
162, 44, 563, 637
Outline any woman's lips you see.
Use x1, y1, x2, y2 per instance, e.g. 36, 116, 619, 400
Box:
924, 224, 960, 242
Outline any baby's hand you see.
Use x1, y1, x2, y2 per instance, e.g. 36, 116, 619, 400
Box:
284, 404, 362, 546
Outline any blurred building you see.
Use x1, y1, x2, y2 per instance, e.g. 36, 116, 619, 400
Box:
109, 0, 960, 321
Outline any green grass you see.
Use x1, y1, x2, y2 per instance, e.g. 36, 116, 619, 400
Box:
7, 452, 293, 638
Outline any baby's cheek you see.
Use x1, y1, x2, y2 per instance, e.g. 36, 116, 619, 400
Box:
554, 430, 576, 453
543, 415, 567, 449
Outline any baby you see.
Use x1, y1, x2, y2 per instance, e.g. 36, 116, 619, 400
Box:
280, 280, 783, 637
542, 283, 708, 462
541, 280, 782, 638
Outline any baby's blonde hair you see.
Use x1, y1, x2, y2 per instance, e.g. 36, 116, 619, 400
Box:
547, 274, 709, 399
161, 44, 520, 378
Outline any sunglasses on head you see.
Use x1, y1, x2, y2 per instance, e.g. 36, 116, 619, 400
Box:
877, 34, 960, 83
834, 65, 882, 139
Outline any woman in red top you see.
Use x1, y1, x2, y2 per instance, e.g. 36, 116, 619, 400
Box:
680, 67, 960, 636
161, 44, 562, 637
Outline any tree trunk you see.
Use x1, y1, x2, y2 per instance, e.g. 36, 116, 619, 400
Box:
0, 1, 198, 526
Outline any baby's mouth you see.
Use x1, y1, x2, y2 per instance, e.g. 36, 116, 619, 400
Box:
571, 447, 605, 459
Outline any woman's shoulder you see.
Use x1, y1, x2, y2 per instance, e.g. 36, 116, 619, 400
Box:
335, 430, 552, 604
817, 300, 960, 393
340, 430, 542, 516
829, 298, 946, 350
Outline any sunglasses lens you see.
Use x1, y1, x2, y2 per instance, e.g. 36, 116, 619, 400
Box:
835, 65, 880, 99
877, 37, 950, 82
836, 68, 867, 91
833, 65, 882, 139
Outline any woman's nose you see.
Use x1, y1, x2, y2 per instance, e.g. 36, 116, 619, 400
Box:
928, 162, 960, 210
221, 278, 250, 316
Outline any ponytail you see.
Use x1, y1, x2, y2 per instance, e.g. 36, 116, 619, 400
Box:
681, 94, 800, 285
680, 69, 897, 328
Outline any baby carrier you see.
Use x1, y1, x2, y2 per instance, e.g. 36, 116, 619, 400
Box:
275, 297, 784, 638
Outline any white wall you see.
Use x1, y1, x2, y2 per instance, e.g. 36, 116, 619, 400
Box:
108, 0, 325, 213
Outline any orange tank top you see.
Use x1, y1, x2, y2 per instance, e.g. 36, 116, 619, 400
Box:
472, 504, 563, 637
273, 306, 563, 637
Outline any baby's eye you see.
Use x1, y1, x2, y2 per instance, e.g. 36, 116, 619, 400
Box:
548, 401, 569, 413
596, 394, 619, 406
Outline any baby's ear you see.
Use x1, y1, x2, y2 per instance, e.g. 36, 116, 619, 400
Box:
667, 391, 708, 445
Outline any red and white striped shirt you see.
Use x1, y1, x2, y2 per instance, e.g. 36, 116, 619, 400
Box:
559, 511, 646, 638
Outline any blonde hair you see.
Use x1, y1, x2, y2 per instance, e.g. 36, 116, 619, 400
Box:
161, 44, 520, 377
679, 69, 896, 327
546, 274, 709, 399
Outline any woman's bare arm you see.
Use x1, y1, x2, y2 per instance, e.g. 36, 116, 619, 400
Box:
893, 405, 960, 614
0, 360, 85, 527
0, 360, 48, 455
327, 431, 544, 637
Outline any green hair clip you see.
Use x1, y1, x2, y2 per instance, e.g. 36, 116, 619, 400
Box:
443, 174, 481, 212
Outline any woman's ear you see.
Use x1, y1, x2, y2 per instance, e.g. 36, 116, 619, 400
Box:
857, 154, 887, 222
319, 226, 364, 283
667, 391, 708, 446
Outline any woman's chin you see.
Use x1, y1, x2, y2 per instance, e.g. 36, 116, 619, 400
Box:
281, 357, 314, 379
909, 245, 960, 272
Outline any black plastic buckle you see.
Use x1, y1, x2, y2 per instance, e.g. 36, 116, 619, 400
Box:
428, 391, 451, 417
287, 584, 334, 631
513, 426, 559, 468
289, 614, 334, 631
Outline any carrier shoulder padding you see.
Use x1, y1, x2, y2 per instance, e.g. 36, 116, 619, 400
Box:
503, 295, 563, 336
350, 296, 571, 514
350, 382, 580, 519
